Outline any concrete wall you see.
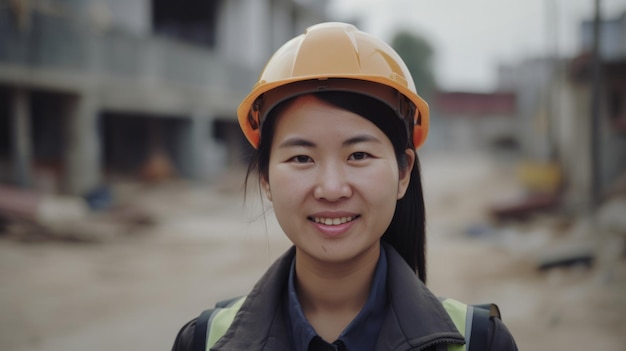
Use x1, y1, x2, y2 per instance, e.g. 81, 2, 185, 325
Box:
498, 58, 555, 161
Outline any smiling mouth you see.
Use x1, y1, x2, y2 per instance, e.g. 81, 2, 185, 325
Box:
309, 216, 359, 226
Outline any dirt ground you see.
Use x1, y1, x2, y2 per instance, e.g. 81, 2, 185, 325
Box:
1, 151, 625, 351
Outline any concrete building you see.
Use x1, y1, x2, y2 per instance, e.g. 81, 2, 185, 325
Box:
495, 10, 626, 211
0, 0, 328, 196
430, 91, 517, 152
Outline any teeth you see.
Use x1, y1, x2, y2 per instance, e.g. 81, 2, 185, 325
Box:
313, 216, 354, 226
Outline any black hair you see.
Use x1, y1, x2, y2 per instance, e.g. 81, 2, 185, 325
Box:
245, 91, 427, 283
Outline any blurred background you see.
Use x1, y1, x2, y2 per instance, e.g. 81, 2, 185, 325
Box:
0, 0, 625, 350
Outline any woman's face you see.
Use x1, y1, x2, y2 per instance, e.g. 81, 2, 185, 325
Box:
263, 95, 414, 265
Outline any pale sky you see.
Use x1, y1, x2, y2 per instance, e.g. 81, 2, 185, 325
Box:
327, 0, 626, 92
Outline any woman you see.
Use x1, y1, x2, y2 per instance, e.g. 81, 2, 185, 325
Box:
173, 22, 518, 351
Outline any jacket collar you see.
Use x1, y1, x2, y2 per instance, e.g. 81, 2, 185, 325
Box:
376, 242, 465, 350
212, 243, 464, 351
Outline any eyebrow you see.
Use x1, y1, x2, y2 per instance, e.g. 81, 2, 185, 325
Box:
277, 134, 382, 149
343, 134, 382, 146
277, 137, 316, 149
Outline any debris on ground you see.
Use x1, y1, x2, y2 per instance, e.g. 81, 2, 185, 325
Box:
0, 184, 157, 243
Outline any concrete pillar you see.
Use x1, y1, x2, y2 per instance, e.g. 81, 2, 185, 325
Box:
183, 114, 225, 181
189, 115, 209, 180
63, 93, 101, 195
10, 88, 32, 188
172, 117, 195, 180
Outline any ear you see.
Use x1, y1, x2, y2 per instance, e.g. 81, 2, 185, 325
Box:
261, 177, 272, 201
397, 148, 415, 199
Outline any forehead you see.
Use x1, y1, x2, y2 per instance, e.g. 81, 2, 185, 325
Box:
274, 94, 378, 132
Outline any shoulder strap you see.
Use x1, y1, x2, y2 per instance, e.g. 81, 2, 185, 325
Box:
469, 303, 501, 351
441, 298, 501, 351
191, 296, 247, 351
192, 308, 215, 351
467, 304, 489, 351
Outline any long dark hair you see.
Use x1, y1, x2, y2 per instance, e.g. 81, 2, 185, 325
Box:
245, 91, 427, 283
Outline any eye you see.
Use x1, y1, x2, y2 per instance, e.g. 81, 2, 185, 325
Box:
290, 155, 313, 164
348, 152, 370, 161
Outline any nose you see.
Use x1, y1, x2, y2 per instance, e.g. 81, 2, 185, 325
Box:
313, 163, 352, 202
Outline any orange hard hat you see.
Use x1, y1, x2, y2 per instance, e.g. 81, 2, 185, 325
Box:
237, 22, 429, 149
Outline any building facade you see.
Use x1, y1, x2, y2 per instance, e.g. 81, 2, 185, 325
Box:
0, 0, 328, 195
496, 10, 626, 211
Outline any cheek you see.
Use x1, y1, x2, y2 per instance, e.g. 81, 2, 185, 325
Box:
351, 165, 400, 202
268, 165, 310, 202
353, 160, 399, 187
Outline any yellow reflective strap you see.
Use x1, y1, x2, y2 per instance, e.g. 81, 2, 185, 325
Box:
206, 296, 247, 349
441, 298, 468, 351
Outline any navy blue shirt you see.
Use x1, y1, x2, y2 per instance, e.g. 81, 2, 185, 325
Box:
286, 247, 388, 351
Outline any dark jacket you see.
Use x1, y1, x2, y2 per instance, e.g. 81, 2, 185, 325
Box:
172, 243, 518, 351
